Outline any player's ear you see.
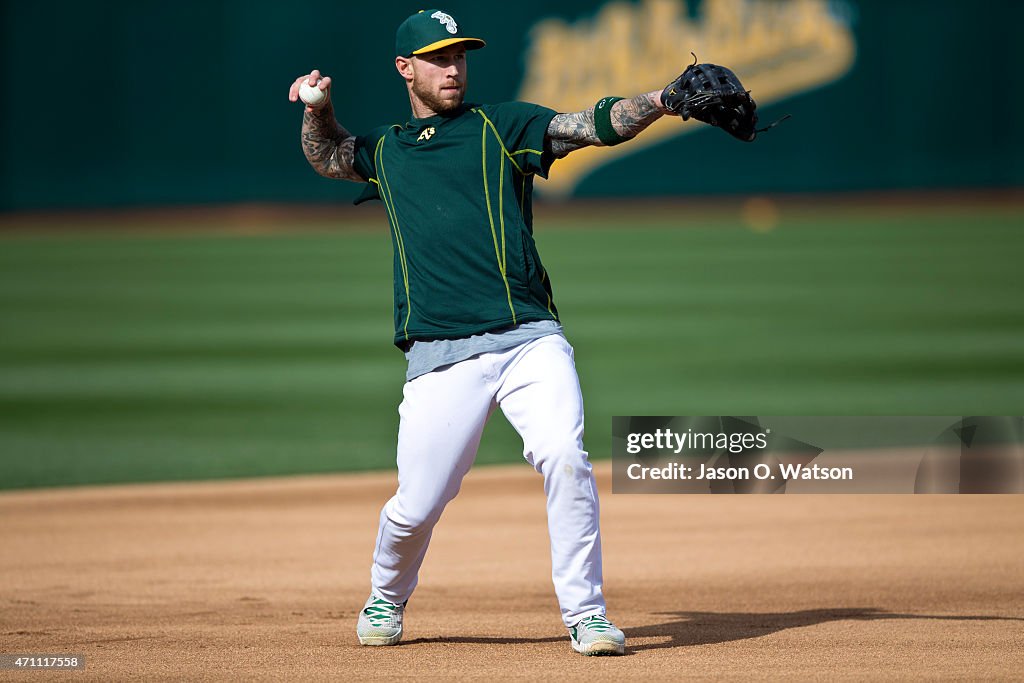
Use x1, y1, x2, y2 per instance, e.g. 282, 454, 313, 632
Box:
395, 56, 414, 82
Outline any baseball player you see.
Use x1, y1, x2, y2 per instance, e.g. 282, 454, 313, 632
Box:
288, 8, 746, 657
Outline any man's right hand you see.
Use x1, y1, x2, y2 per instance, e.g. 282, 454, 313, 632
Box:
288, 69, 333, 112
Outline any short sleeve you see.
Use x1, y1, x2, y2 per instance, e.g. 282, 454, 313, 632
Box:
351, 126, 392, 205
352, 126, 392, 182
482, 102, 558, 178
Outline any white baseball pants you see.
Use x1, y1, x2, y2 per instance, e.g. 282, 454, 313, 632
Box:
369, 333, 606, 626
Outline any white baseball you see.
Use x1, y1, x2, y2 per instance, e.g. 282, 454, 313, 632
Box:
299, 80, 326, 106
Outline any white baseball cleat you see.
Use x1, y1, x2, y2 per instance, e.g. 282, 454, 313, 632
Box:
356, 594, 405, 646
569, 614, 626, 656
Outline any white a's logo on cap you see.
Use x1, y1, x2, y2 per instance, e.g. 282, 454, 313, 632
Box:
431, 11, 458, 34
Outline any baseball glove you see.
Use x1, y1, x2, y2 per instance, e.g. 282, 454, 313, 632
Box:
661, 55, 787, 142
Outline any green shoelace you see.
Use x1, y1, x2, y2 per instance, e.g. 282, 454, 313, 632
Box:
363, 598, 401, 627
579, 615, 615, 632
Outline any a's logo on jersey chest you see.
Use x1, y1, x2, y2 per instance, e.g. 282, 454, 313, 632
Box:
416, 126, 436, 143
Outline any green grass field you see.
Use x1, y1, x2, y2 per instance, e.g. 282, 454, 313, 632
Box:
1, 204, 1022, 489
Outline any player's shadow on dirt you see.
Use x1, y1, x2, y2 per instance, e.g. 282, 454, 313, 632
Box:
626, 608, 1024, 652
404, 608, 1024, 652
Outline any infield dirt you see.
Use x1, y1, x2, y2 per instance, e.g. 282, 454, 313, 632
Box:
1, 462, 1022, 681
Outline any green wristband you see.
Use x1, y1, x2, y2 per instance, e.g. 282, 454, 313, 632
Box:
594, 96, 627, 146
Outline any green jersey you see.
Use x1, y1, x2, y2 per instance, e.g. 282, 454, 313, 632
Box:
352, 102, 560, 348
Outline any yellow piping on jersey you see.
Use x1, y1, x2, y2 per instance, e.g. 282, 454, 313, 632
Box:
472, 109, 542, 176
480, 120, 517, 325
540, 268, 555, 318
510, 148, 543, 159
499, 150, 507, 275
375, 132, 413, 339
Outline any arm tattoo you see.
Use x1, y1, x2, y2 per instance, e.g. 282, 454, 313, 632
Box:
611, 92, 663, 138
546, 91, 665, 157
301, 104, 361, 181
546, 109, 598, 157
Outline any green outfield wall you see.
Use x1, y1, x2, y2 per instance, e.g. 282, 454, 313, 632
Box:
1, 0, 1021, 210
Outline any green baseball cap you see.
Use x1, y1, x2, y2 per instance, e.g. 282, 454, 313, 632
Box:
395, 9, 486, 57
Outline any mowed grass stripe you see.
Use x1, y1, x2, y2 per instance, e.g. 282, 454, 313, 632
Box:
1, 209, 1022, 488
